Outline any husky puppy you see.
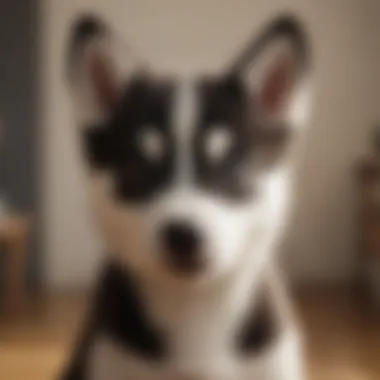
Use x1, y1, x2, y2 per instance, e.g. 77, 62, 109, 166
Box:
62, 13, 311, 380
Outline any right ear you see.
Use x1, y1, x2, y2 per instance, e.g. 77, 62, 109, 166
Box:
66, 14, 137, 125
228, 15, 310, 130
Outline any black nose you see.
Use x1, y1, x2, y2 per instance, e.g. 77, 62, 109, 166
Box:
161, 221, 201, 256
160, 221, 203, 272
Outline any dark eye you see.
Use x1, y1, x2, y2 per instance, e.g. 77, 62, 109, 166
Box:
136, 125, 165, 163
204, 125, 235, 163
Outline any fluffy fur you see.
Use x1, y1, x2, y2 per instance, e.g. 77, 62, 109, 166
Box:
62, 13, 311, 380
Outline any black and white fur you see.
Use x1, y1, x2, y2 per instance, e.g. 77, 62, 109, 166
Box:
62, 13, 311, 380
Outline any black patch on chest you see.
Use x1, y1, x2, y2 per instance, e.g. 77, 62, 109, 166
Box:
61, 261, 166, 380
236, 292, 278, 355
94, 261, 167, 359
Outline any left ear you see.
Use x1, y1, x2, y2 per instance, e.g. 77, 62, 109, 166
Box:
229, 15, 311, 128
66, 13, 146, 126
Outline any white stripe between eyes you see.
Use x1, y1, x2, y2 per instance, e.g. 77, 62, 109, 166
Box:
172, 78, 198, 187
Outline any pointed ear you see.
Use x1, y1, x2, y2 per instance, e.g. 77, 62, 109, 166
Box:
259, 51, 297, 116
66, 14, 142, 125
229, 15, 311, 128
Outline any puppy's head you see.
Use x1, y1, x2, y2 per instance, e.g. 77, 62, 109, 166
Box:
66, 14, 311, 285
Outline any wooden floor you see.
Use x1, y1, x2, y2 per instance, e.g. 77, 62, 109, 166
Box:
0, 289, 379, 380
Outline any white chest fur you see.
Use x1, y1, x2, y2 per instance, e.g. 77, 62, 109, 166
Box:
88, 332, 300, 380
87, 266, 302, 380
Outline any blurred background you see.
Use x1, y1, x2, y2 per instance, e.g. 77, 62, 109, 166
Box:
0, 1, 379, 379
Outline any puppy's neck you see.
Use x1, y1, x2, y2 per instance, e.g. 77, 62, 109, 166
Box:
136, 258, 268, 341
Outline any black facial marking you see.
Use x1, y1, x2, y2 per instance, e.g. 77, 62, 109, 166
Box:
82, 73, 291, 205
194, 74, 294, 201
194, 76, 255, 200
83, 74, 175, 202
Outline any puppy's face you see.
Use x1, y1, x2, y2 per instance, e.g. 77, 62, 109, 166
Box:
67, 15, 310, 284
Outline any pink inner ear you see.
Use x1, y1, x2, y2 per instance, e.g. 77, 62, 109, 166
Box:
260, 54, 295, 114
89, 52, 118, 111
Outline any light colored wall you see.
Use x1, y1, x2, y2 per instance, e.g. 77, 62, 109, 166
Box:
41, 0, 379, 289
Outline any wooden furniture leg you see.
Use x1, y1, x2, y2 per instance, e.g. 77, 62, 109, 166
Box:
0, 216, 31, 315
5, 236, 28, 314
